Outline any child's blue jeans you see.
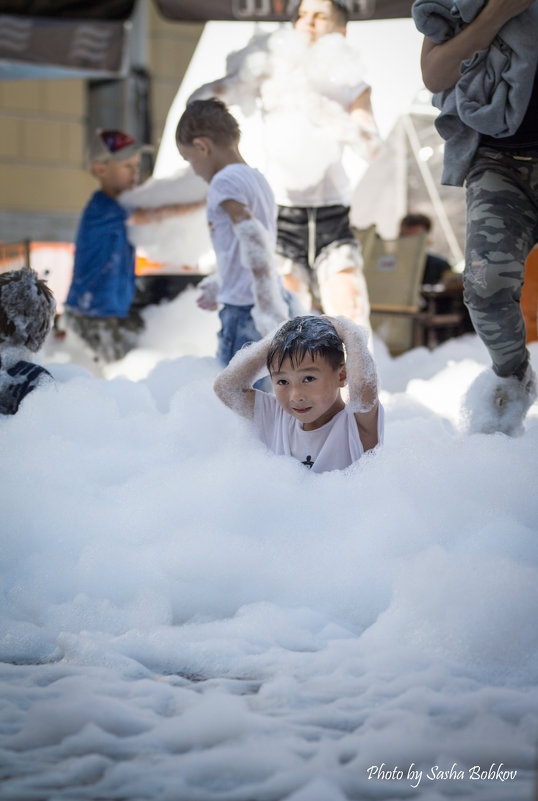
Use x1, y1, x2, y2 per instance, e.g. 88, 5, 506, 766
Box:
217, 303, 261, 365
217, 303, 271, 391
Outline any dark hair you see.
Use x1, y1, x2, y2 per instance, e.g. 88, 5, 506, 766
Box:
0, 268, 55, 351
292, 0, 349, 26
267, 316, 344, 373
176, 98, 241, 147
400, 213, 432, 233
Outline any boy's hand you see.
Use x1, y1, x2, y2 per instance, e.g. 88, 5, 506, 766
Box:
323, 315, 379, 450
322, 314, 369, 347
324, 315, 378, 412
196, 276, 219, 311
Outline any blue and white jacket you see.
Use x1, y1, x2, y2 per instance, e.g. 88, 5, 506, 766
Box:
66, 190, 136, 318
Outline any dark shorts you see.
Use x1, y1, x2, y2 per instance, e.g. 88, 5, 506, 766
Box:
276, 204, 356, 270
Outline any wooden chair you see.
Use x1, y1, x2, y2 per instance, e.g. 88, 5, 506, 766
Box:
354, 226, 428, 353
355, 226, 469, 352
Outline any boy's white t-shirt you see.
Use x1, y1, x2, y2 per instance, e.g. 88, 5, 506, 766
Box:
254, 391, 384, 473
206, 163, 277, 306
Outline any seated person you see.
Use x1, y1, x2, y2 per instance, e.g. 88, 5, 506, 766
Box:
399, 212, 453, 285
214, 315, 384, 473
0, 268, 55, 415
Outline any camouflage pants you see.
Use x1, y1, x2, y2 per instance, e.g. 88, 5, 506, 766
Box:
464, 147, 538, 378
63, 308, 145, 363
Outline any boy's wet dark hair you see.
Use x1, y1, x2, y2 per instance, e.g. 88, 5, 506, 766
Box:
0, 268, 55, 351
176, 98, 241, 147
267, 316, 345, 373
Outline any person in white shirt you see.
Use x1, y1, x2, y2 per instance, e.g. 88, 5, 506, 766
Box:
214, 314, 384, 473
188, 0, 381, 329
176, 98, 288, 366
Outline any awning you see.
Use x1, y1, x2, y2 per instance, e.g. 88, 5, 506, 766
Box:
153, 0, 413, 22
0, 14, 128, 79
0, 2, 136, 20
0, 0, 413, 79
1, 0, 413, 22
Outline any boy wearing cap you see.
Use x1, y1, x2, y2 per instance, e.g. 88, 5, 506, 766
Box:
64, 129, 202, 362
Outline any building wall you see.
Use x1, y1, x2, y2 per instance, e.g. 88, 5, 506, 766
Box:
0, 4, 203, 244
149, 8, 203, 148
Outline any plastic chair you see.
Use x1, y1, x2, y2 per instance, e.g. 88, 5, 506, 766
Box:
355, 226, 428, 353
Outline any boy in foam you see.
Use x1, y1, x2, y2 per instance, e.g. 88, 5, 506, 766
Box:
0, 268, 55, 415
176, 98, 288, 366
214, 315, 383, 473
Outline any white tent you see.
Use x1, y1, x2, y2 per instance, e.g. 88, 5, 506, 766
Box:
352, 95, 466, 268
155, 17, 426, 180
149, 18, 430, 272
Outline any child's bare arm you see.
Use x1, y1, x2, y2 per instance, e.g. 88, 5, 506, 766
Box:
187, 77, 229, 104
349, 88, 382, 162
213, 333, 273, 420
220, 199, 288, 333
327, 315, 380, 452
420, 0, 535, 94
129, 200, 205, 225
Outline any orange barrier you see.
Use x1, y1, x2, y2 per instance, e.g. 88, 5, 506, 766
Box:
0, 241, 74, 311
0, 241, 204, 311
522, 246, 538, 343
0, 241, 30, 273
135, 253, 202, 276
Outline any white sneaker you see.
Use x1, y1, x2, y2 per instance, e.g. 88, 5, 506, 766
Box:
462, 363, 537, 436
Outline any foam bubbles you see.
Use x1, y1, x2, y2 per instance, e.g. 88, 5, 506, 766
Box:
1, 291, 537, 800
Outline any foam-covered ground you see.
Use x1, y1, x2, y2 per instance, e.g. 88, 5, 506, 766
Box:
1, 288, 537, 800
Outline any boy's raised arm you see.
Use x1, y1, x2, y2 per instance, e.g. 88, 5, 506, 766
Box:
128, 200, 205, 225
213, 332, 273, 420
328, 316, 380, 452
349, 88, 382, 162
220, 199, 288, 334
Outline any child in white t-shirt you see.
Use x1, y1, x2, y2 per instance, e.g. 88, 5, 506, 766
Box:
176, 98, 287, 366
214, 314, 383, 472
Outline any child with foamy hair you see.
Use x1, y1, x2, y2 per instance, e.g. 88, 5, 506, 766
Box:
176, 98, 288, 367
0, 268, 56, 415
214, 315, 383, 472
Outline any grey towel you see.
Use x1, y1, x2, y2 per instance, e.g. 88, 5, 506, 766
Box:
412, 0, 538, 185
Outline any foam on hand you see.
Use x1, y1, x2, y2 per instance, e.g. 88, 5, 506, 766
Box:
234, 217, 288, 334
332, 316, 378, 412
